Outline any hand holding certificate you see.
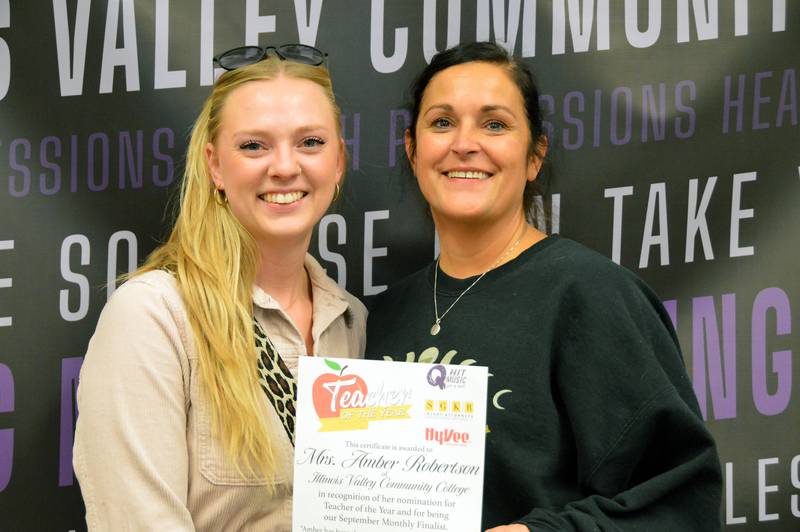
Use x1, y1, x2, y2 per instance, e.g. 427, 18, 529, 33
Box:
293, 357, 488, 532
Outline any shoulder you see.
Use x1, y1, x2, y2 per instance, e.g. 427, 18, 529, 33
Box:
541, 239, 685, 370
305, 254, 367, 329
80, 270, 192, 403
111, 269, 181, 303
89, 269, 191, 359
103, 270, 186, 323
342, 289, 368, 331
535, 236, 632, 280
365, 263, 431, 345
368, 263, 431, 315
534, 237, 659, 309
523, 238, 679, 363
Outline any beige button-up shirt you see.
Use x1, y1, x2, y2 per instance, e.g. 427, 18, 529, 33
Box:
73, 255, 367, 531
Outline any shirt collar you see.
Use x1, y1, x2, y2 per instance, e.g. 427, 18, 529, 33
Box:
251, 254, 352, 332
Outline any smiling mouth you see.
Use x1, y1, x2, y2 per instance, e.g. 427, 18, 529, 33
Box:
445, 170, 492, 180
260, 191, 307, 205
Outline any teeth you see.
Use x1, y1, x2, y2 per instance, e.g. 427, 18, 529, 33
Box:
261, 191, 305, 204
446, 171, 490, 179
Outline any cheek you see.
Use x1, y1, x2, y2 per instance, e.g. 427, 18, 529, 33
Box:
217, 154, 247, 178
497, 140, 531, 171
304, 153, 340, 184
415, 133, 449, 161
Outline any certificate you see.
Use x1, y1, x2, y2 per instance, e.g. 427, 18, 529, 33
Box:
293, 357, 488, 532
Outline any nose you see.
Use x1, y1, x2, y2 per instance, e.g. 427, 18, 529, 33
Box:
267, 144, 301, 179
450, 123, 480, 157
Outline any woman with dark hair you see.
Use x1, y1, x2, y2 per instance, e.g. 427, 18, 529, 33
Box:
366, 41, 721, 531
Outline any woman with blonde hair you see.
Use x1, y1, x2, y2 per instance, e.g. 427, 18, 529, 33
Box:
73, 45, 366, 531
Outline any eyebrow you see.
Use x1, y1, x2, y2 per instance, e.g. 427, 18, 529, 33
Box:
480, 104, 516, 115
294, 125, 331, 135
232, 125, 331, 137
422, 103, 517, 116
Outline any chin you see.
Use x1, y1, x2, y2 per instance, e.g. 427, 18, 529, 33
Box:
433, 203, 492, 221
249, 221, 315, 244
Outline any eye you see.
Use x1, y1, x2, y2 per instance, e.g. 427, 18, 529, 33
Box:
485, 120, 508, 132
239, 140, 262, 151
431, 117, 452, 129
301, 136, 325, 148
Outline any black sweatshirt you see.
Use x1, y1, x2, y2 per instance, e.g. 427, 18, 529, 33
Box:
366, 235, 722, 531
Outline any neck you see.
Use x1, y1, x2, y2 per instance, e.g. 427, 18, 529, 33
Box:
255, 239, 311, 308
435, 212, 543, 279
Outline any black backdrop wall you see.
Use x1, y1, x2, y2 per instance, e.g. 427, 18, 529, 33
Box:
0, 1, 798, 530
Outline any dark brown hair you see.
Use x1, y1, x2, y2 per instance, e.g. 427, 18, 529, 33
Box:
407, 41, 549, 217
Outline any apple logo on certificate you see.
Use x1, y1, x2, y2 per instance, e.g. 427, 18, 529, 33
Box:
312, 359, 411, 431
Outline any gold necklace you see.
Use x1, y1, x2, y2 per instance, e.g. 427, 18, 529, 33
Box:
430, 222, 527, 336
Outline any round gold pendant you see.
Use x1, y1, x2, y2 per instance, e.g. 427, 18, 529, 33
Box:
430, 322, 441, 336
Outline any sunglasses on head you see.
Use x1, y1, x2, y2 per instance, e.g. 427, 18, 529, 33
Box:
213, 44, 327, 71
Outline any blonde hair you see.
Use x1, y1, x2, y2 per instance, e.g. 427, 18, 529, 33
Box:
138, 57, 342, 480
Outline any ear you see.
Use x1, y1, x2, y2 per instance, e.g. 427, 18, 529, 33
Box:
526, 137, 549, 182
404, 129, 415, 172
336, 138, 346, 184
205, 142, 224, 189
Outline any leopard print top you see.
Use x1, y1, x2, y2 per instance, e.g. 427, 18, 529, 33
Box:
254, 318, 297, 446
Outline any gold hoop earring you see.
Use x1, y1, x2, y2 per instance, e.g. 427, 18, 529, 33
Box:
213, 188, 228, 206
332, 183, 341, 202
